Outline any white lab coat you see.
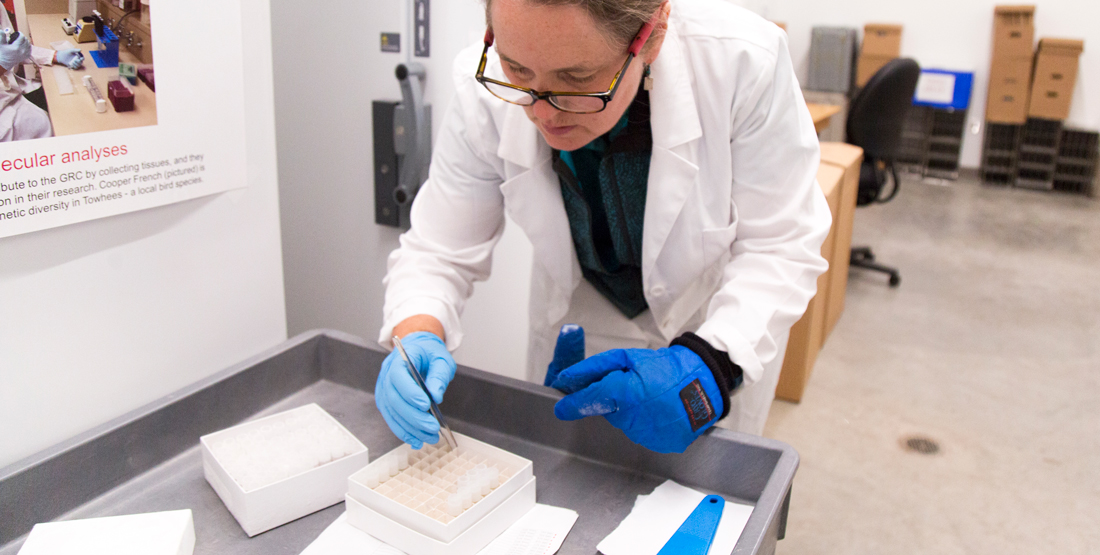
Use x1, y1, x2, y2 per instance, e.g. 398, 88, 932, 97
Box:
380, 0, 831, 434
1, 9, 55, 141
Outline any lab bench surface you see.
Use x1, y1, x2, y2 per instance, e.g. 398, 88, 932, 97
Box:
0, 330, 797, 555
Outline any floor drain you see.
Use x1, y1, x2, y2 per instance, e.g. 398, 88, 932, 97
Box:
903, 436, 940, 455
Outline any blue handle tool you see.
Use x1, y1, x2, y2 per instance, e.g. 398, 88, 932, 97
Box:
656, 495, 725, 555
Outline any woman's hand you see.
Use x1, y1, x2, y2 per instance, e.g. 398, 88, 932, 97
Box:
375, 317, 455, 449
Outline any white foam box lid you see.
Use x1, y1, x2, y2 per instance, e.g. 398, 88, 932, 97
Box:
346, 476, 536, 555
200, 403, 370, 537
346, 431, 534, 544
17, 509, 195, 555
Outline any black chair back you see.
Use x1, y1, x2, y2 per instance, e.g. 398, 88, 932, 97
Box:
846, 58, 921, 159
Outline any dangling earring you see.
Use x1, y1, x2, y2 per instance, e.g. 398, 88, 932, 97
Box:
643, 64, 653, 91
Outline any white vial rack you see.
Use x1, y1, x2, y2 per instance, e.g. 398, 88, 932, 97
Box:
346, 432, 535, 555
359, 443, 512, 523
200, 404, 370, 536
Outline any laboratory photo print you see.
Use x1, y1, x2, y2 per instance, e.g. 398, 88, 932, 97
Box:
2, 0, 156, 142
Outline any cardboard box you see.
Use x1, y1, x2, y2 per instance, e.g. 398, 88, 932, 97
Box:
200, 404, 370, 537
818, 143, 864, 340
861, 24, 903, 57
856, 54, 894, 87
992, 5, 1036, 58
776, 164, 844, 403
1027, 38, 1084, 121
986, 55, 1033, 124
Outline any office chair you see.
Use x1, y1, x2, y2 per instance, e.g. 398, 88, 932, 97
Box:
845, 57, 921, 287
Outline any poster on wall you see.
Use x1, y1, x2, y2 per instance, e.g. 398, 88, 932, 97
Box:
0, 0, 247, 239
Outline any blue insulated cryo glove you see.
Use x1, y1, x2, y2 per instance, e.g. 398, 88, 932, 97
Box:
544, 324, 585, 387
56, 49, 84, 69
0, 32, 31, 71
552, 333, 743, 453
375, 331, 457, 450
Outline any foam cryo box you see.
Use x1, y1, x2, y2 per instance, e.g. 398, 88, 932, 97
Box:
200, 403, 370, 536
346, 433, 535, 555
17, 509, 195, 555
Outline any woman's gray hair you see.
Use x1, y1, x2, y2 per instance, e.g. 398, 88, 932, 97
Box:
485, 0, 665, 50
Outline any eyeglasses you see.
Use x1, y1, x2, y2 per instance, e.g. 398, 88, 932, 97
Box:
475, 10, 659, 114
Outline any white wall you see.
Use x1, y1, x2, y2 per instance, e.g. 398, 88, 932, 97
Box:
733, 0, 1100, 168
273, 0, 533, 380
0, 0, 287, 468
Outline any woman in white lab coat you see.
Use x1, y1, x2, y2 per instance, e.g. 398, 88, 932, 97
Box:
375, 0, 830, 453
1, 8, 84, 141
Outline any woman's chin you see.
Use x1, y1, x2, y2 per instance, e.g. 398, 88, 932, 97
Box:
538, 127, 591, 151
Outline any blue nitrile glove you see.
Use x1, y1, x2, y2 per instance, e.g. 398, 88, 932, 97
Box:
0, 32, 31, 71
375, 331, 457, 450
544, 324, 585, 387
552, 333, 743, 453
56, 49, 84, 69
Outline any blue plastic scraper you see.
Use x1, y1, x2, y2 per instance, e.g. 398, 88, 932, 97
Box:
656, 495, 725, 555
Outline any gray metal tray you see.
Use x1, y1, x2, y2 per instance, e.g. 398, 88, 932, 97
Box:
0, 330, 797, 554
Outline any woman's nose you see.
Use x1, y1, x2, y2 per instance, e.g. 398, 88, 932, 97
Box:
531, 98, 558, 120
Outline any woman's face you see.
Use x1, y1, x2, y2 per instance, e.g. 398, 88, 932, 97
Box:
489, 0, 650, 152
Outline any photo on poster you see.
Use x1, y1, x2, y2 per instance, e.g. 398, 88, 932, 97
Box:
3, 0, 157, 141
0, 0, 246, 240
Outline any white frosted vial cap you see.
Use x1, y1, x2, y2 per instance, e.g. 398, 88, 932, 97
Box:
365, 470, 380, 488
397, 451, 409, 470
447, 494, 462, 516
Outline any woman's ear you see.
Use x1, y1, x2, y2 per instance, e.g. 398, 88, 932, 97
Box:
643, 1, 672, 65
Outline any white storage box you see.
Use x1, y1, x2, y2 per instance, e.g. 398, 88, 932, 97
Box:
346, 433, 535, 555
200, 403, 370, 536
346, 478, 536, 555
69, 0, 97, 21
17, 509, 194, 555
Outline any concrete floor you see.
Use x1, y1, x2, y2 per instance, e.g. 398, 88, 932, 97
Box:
763, 173, 1100, 554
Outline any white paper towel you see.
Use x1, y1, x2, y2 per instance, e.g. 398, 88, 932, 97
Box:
300, 504, 578, 555
596, 480, 753, 555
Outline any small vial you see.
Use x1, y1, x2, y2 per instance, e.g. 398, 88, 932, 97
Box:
387, 457, 399, 477
478, 476, 490, 496
446, 494, 462, 516
365, 469, 380, 488
488, 467, 500, 488
459, 490, 473, 509
397, 451, 409, 470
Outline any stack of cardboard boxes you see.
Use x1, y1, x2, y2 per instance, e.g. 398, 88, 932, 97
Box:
856, 24, 903, 88
1027, 38, 1085, 121
981, 5, 1092, 192
985, 6, 1036, 124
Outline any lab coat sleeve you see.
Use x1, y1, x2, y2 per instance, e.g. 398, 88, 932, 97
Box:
378, 87, 507, 352
693, 31, 831, 385
30, 45, 53, 66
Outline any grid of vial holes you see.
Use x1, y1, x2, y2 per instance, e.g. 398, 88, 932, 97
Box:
208, 409, 363, 493
363, 443, 517, 524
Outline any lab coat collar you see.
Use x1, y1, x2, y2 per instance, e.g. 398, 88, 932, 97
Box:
641, 20, 702, 285
648, 21, 702, 149
494, 64, 550, 169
